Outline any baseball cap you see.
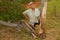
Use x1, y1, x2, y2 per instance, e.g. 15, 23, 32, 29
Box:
28, 2, 34, 5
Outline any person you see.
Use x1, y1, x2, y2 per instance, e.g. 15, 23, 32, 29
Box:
23, 2, 46, 39
23, 2, 40, 27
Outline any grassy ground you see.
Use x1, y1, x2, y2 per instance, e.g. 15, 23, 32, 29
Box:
0, 0, 60, 40
0, 24, 42, 40
44, 0, 60, 40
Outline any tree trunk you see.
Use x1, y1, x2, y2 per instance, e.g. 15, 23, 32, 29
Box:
0, 21, 18, 27
39, 0, 47, 34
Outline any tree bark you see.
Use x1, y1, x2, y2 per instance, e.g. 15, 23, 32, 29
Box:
0, 20, 17, 27
39, 0, 47, 34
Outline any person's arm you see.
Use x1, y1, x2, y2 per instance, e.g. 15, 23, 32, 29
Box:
37, 9, 41, 20
23, 10, 29, 20
23, 14, 29, 20
37, 16, 40, 20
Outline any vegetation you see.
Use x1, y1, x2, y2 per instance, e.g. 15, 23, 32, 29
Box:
0, 0, 40, 22
0, 0, 24, 22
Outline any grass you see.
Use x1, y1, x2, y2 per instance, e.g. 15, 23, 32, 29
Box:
0, 24, 42, 40
0, 0, 60, 40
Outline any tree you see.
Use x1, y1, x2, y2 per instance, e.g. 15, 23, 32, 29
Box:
39, 0, 47, 36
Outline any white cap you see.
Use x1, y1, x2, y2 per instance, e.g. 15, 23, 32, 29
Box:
28, 2, 34, 5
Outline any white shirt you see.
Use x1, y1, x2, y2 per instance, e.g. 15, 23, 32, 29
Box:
23, 8, 40, 25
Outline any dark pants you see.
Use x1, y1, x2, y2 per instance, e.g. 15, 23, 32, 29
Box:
34, 19, 40, 27
28, 19, 40, 30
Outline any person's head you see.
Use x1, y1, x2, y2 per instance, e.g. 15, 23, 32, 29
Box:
28, 2, 35, 10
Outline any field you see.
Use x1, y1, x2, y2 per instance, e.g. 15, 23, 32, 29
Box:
0, 0, 60, 40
